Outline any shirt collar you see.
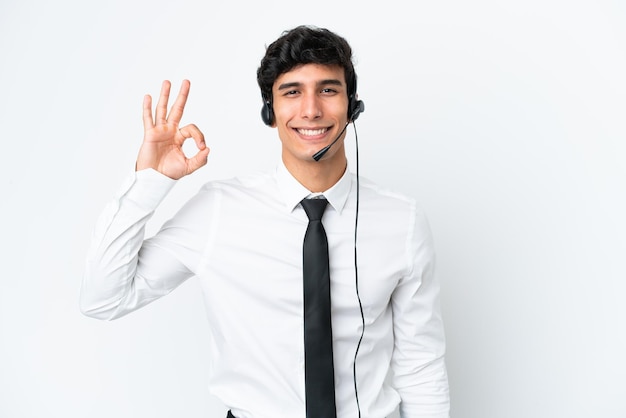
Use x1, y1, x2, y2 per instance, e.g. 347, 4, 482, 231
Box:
276, 160, 352, 215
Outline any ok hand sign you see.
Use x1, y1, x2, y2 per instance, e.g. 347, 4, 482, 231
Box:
136, 80, 209, 179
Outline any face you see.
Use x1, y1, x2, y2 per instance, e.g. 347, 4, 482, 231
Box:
271, 63, 350, 169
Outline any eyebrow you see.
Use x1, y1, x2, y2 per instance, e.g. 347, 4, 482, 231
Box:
277, 79, 344, 91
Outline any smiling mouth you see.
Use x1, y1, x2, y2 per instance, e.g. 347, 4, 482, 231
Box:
296, 128, 328, 136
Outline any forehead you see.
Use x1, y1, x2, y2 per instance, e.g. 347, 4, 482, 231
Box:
273, 63, 346, 89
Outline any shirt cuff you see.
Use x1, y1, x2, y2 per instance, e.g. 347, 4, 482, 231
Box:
119, 168, 177, 211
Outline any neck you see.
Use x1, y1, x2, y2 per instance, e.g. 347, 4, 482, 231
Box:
283, 153, 347, 193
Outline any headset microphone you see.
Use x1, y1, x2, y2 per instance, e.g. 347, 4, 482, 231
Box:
312, 121, 350, 161
312, 99, 364, 162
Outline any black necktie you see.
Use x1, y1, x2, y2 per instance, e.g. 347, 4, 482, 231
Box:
301, 198, 337, 418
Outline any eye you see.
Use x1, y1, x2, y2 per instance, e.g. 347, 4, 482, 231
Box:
284, 90, 300, 96
321, 88, 338, 95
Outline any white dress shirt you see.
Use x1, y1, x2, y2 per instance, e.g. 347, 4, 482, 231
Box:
81, 162, 450, 418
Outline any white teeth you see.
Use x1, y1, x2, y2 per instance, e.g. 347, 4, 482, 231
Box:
298, 128, 327, 136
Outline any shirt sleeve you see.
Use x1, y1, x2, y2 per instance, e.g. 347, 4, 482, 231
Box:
80, 168, 192, 320
391, 204, 450, 418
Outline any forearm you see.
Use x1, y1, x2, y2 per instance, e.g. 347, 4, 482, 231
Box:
80, 169, 176, 320
393, 293, 450, 418
395, 356, 450, 418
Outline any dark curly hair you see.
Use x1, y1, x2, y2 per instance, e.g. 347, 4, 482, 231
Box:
256, 25, 357, 104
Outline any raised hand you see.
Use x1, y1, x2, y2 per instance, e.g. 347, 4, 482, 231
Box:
136, 80, 210, 180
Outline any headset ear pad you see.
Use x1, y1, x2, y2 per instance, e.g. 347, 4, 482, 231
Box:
261, 101, 274, 126
349, 95, 365, 122
261, 100, 274, 126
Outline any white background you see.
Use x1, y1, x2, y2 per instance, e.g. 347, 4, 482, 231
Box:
1, 0, 625, 417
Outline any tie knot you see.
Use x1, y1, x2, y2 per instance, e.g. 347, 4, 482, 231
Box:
301, 198, 328, 222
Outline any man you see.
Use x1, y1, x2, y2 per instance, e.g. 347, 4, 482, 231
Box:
81, 25, 450, 418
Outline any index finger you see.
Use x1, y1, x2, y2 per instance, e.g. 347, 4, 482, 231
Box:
166, 79, 191, 125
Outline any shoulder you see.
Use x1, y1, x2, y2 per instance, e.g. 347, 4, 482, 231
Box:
169, 169, 277, 224
354, 174, 432, 237
197, 169, 276, 197
355, 175, 420, 214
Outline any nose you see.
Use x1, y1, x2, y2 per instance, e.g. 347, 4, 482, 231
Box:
300, 94, 322, 120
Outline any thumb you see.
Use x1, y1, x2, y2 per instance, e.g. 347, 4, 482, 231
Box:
186, 146, 210, 174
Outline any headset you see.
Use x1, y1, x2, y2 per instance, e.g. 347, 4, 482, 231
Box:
261, 90, 364, 162
261, 94, 364, 127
